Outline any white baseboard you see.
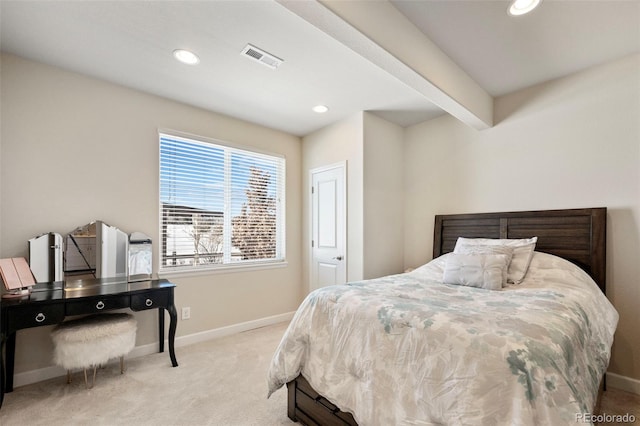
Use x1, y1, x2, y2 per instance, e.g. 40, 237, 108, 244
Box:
607, 372, 640, 395
173, 311, 294, 348
11, 311, 295, 389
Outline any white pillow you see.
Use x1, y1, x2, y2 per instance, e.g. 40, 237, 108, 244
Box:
443, 253, 509, 291
453, 237, 538, 284
452, 244, 514, 286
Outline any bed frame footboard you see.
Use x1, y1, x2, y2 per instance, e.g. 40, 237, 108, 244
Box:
287, 375, 357, 426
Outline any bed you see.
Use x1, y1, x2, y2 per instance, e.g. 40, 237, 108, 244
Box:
267, 207, 618, 425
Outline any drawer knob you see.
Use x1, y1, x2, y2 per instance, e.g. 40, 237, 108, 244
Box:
96, 301, 105, 310
145, 298, 153, 307
35, 312, 46, 323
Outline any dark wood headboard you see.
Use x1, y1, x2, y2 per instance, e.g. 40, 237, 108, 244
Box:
433, 208, 607, 293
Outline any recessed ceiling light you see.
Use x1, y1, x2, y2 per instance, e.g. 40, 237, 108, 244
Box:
312, 105, 329, 113
173, 49, 200, 65
508, 0, 541, 16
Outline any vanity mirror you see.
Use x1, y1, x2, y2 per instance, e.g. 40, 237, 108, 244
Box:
28, 221, 151, 285
64, 221, 129, 281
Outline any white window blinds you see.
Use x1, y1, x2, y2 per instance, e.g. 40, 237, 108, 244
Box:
159, 132, 285, 272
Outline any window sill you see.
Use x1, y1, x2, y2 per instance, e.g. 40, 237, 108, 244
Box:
159, 260, 288, 279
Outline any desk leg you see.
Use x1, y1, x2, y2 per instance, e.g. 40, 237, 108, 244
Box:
5, 333, 15, 393
0, 365, 3, 410
167, 304, 178, 367
0, 335, 5, 408
158, 308, 165, 353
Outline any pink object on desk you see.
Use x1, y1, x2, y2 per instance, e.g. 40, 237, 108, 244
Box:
0, 257, 36, 290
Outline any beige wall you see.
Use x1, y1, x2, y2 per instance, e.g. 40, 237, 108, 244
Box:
404, 54, 640, 383
301, 112, 406, 288
0, 53, 303, 373
302, 113, 364, 285
363, 112, 404, 279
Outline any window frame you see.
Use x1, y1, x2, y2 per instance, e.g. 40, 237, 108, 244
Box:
158, 130, 286, 275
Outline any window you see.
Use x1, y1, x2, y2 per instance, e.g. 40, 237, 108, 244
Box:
159, 132, 285, 272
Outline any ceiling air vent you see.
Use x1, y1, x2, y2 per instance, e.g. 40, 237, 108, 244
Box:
241, 44, 283, 69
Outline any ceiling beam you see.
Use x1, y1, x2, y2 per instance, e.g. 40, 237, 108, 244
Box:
277, 0, 493, 130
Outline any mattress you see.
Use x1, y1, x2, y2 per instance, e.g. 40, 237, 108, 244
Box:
267, 252, 619, 425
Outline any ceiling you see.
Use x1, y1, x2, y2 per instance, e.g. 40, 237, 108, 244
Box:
391, 0, 640, 97
1, 0, 638, 137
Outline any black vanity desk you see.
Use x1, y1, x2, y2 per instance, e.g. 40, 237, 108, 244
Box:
0, 278, 178, 407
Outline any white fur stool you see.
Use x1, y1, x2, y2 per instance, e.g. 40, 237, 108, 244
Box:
51, 313, 137, 389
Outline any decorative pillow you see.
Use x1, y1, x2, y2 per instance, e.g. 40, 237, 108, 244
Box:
453, 237, 538, 284
452, 245, 514, 286
443, 253, 509, 290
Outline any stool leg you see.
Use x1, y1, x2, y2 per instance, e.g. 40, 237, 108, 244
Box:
66, 370, 72, 384
92, 366, 97, 388
120, 356, 125, 374
83, 366, 97, 390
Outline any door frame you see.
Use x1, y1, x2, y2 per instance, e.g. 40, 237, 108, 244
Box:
309, 161, 347, 292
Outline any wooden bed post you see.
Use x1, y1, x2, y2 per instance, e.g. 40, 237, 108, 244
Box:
286, 380, 297, 422
590, 208, 607, 294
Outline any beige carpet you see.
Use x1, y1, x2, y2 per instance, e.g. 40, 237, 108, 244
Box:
1, 321, 638, 425
597, 387, 640, 425
0, 322, 291, 426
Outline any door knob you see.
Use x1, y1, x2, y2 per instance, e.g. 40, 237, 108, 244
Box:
333, 256, 343, 261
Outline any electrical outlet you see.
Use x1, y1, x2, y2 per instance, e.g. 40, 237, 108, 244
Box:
181, 307, 191, 320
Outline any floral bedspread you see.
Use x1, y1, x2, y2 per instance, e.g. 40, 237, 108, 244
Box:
267, 252, 618, 425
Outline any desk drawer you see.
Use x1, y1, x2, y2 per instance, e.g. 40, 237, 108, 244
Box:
7, 304, 65, 332
65, 295, 130, 315
131, 289, 170, 311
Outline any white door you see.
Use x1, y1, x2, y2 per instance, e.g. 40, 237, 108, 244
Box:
310, 162, 346, 291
